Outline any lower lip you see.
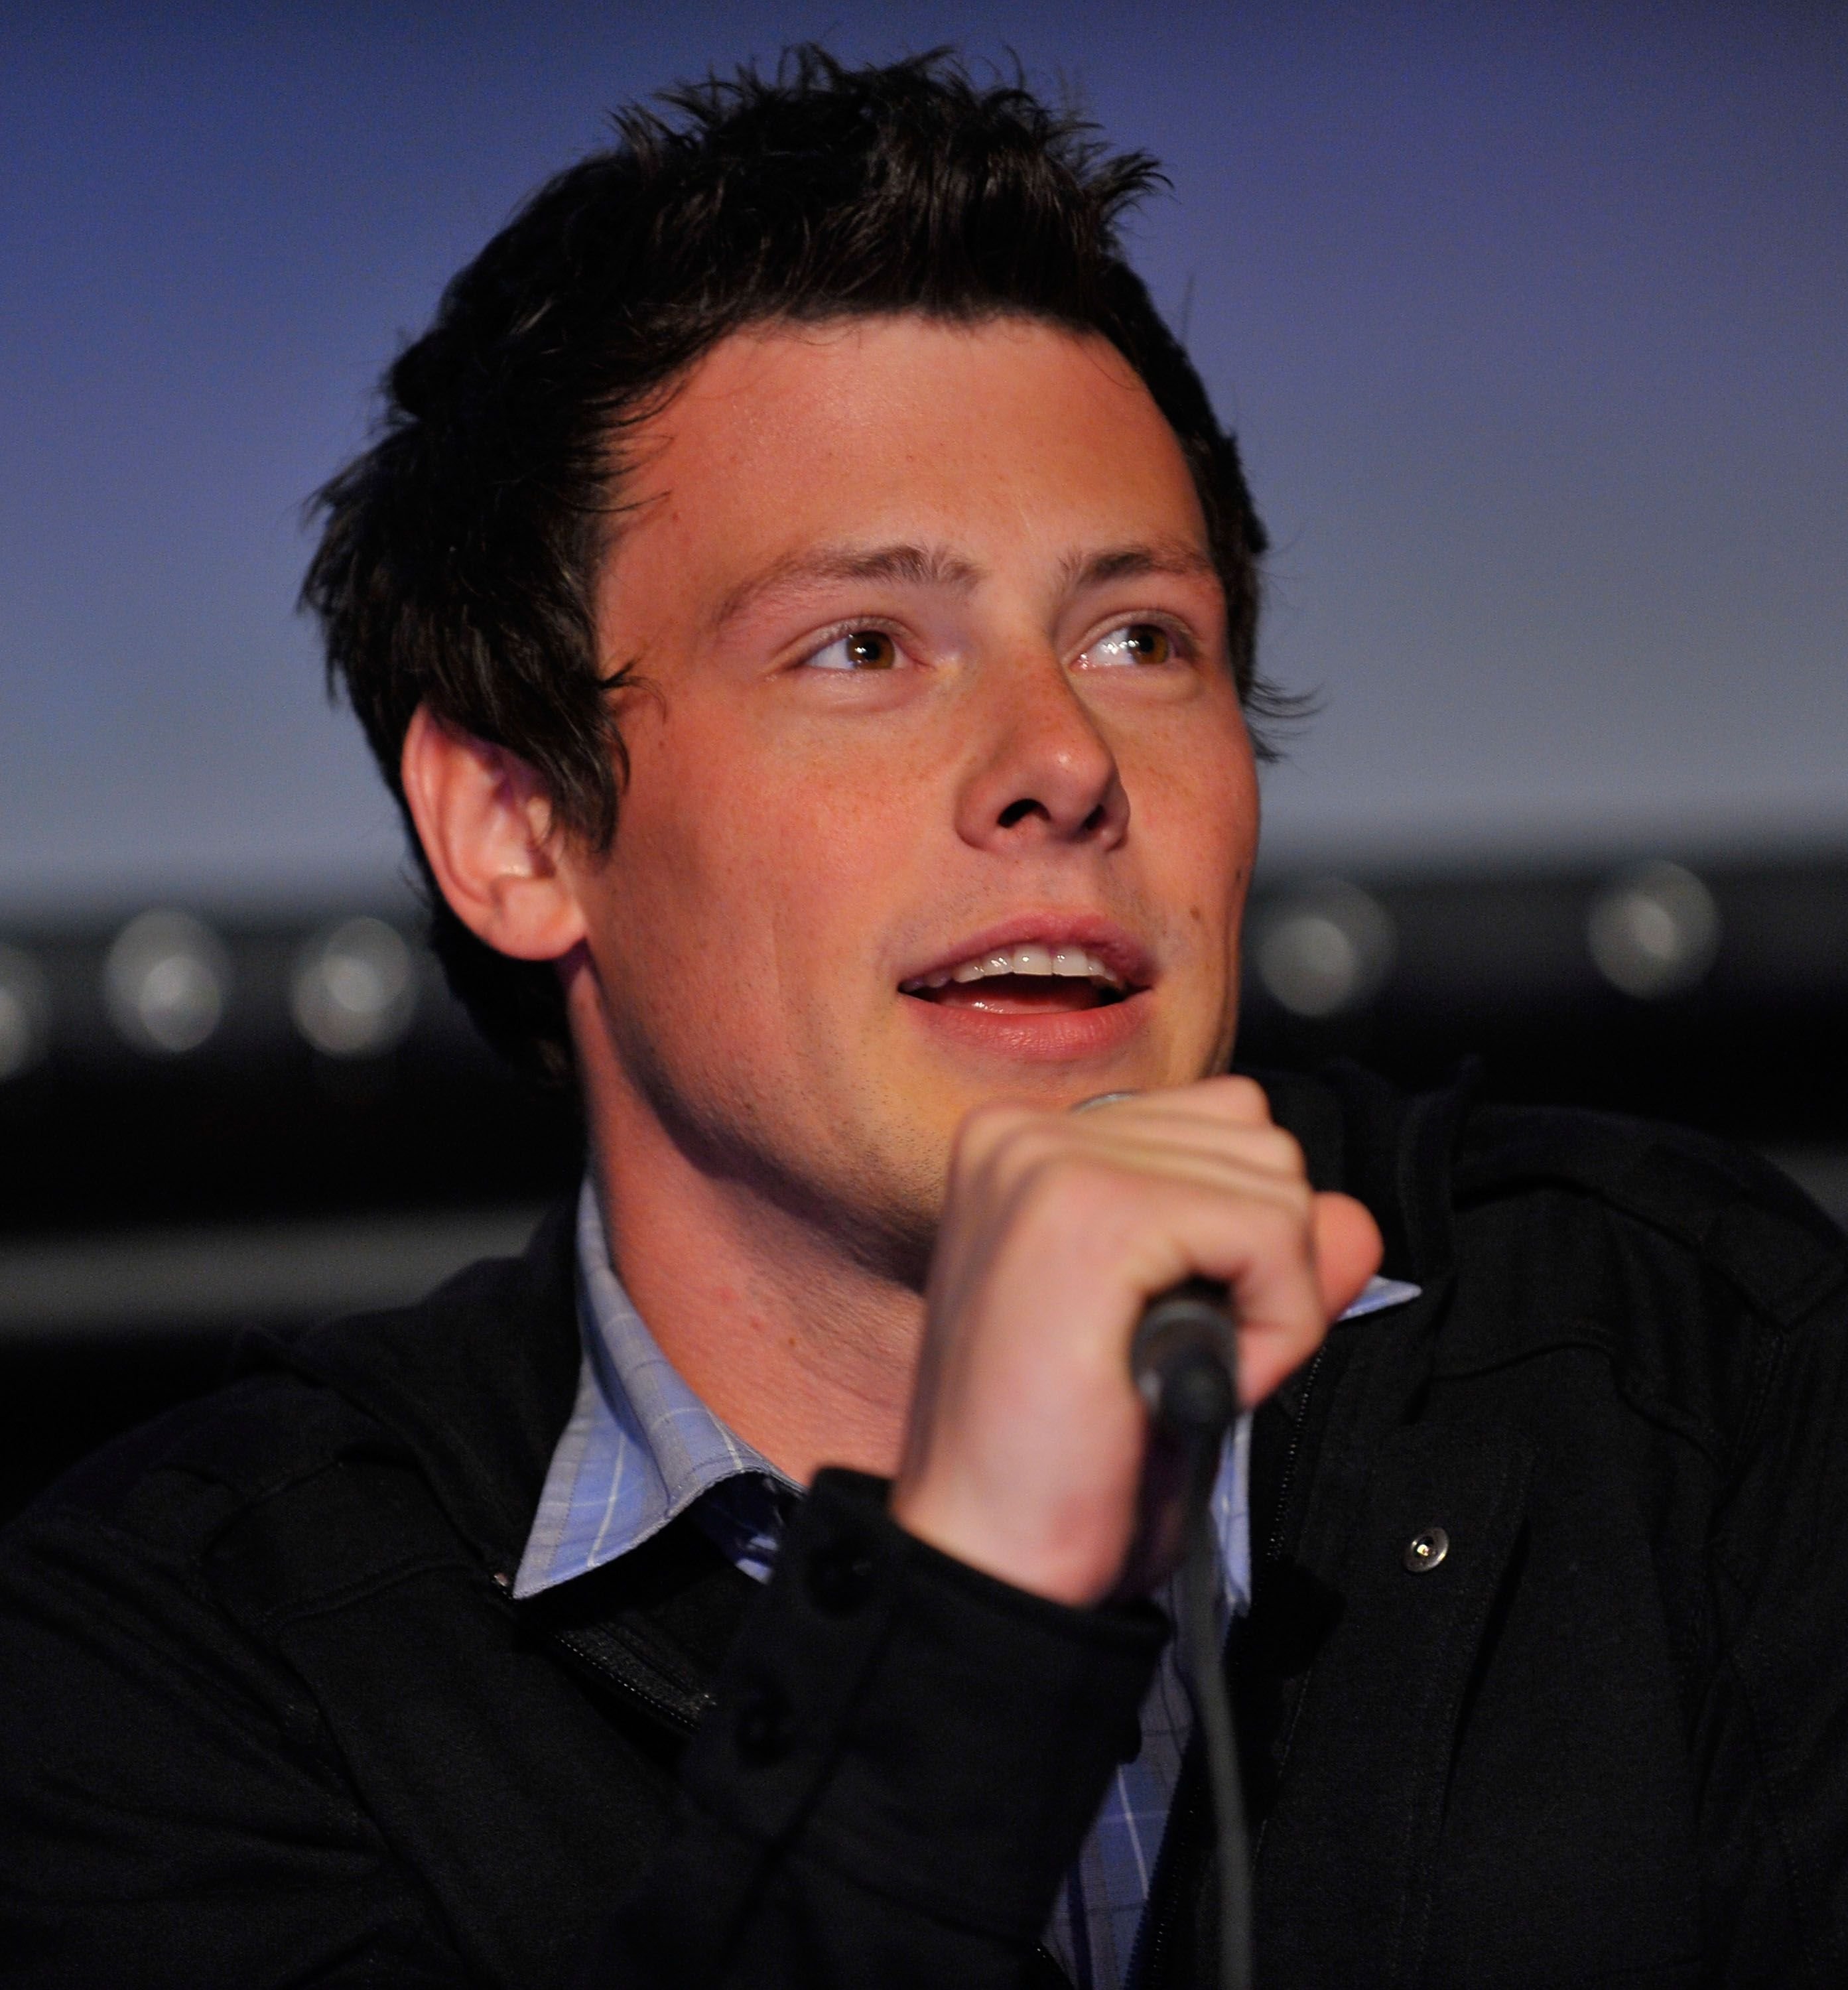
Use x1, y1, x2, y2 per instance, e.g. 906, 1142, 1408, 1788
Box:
899, 987, 1154, 1063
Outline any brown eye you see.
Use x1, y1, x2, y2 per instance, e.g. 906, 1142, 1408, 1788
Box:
1086, 622, 1173, 667
808, 629, 899, 671
844, 630, 896, 669
1120, 624, 1171, 664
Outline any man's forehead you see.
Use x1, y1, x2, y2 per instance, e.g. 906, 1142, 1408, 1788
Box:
708, 535, 1221, 637
598, 316, 1219, 633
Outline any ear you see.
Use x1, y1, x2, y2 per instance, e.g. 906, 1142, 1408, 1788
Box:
400, 704, 587, 961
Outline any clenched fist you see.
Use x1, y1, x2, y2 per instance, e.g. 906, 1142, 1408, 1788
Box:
892, 1077, 1383, 1606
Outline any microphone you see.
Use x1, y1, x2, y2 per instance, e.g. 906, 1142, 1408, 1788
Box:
1132, 1276, 1239, 1443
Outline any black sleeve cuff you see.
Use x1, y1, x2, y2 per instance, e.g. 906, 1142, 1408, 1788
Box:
678, 1467, 1168, 1944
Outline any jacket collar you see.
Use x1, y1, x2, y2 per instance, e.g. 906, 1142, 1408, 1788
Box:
255, 1199, 583, 1579
246, 1197, 753, 1742
1250, 1059, 1477, 1292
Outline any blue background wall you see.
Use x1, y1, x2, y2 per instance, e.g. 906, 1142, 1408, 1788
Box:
3, 1, 1843, 907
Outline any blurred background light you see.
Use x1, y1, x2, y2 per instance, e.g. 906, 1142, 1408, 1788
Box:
1586, 860, 1721, 1000
0, 945, 50, 1080
101, 910, 230, 1055
1254, 880, 1397, 1019
291, 915, 419, 1058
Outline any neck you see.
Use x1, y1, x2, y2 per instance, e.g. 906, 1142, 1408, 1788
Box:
575, 1047, 924, 1491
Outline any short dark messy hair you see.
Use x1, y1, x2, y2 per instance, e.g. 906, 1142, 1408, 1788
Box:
302, 46, 1280, 1085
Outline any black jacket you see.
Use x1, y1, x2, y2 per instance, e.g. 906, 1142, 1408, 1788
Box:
4, 1067, 1847, 1987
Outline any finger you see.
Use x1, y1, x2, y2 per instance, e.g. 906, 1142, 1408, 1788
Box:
956, 1081, 1288, 1204
1061, 1116, 1309, 1187
1312, 1191, 1385, 1318
961, 1115, 1309, 1230
1094, 1183, 1328, 1408
1077, 1073, 1276, 1131
1040, 1138, 1315, 1213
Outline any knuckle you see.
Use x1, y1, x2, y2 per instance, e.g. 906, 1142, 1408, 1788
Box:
1016, 1143, 1087, 1202
958, 1097, 1023, 1142
1016, 1146, 1123, 1228
952, 1098, 1031, 1168
999, 1121, 1069, 1185
1211, 1074, 1273, 1122
1281, 1171, 1316, 1221
1248, 1187, 1315, 1254
958, 1119, 1090, 1227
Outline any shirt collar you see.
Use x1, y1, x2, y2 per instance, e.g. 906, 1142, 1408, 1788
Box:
511, 1179, 795, 1599
1344, 1273, 1423, 1319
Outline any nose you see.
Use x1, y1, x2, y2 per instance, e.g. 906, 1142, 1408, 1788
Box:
953, 651, 1129, 855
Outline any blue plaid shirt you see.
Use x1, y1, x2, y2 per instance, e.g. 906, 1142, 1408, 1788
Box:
516, 1179, 1418, 1986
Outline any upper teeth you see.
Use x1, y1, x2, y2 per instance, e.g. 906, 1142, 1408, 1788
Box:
902, 943, 1126, 992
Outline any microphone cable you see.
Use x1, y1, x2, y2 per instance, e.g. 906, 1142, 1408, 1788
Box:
1134, 1279, 1254, 1990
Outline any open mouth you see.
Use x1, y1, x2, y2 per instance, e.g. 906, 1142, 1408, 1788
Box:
900, 942, 1135, 1015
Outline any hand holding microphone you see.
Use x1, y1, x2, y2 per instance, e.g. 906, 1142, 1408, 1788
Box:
891, 1075, 1382, 1608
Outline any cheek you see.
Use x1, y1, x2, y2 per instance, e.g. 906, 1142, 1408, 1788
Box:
607, 705, 909, 1005
580, 708, 758, 1008
1134, 711, 1260, 909
762, 762, 942, 1008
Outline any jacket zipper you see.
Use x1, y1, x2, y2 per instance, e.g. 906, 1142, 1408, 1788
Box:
1125, 1763, 1207, 1990
1266, 1341, 1328, 1565
544, 1623, 710, 1736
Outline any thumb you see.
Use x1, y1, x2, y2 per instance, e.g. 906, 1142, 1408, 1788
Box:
1312, 1191, 1384, 1320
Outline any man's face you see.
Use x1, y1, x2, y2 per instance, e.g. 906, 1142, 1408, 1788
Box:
568, 315, 1259, 1267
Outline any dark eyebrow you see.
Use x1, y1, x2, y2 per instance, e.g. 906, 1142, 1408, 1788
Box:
1057, 539, 1221, 592
711, 542, 983, 634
